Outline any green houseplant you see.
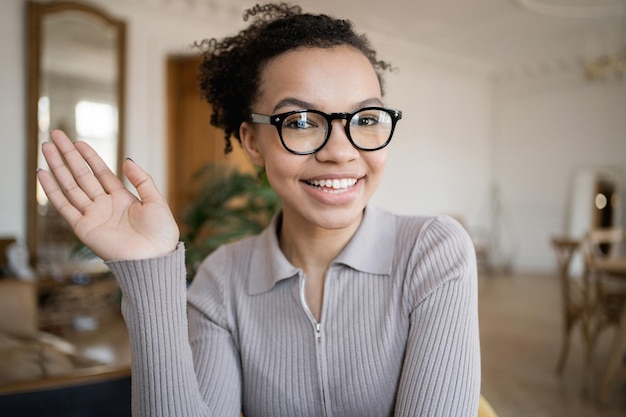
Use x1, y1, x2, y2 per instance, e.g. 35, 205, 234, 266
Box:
180, 163, 281, 281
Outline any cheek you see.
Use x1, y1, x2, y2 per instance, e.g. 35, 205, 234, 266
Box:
261, 150, 302, 191
363, 152, 388, 195
264, 162, 282, 190
367, 150, 388, 174
252, 130, 282, 167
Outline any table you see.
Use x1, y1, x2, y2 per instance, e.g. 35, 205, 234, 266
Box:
591, 257, 626, 404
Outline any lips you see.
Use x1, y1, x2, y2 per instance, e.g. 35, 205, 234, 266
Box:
306, 178, 358, 193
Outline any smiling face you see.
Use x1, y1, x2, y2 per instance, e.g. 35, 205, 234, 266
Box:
240, 45, 388, 235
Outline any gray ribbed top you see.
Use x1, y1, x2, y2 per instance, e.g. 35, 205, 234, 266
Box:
106, 205, 480, 417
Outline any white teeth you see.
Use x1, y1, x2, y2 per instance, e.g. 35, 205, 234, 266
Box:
308, 178, 357, 191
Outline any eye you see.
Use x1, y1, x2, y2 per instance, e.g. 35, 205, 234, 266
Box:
285, 119, 315, 130
353, 110, 390, 127
353, 113, 381, 127
359, 116, 378, 126
283, 114, 318, 130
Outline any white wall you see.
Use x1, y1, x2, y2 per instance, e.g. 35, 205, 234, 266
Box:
3, 0, 623, 273
493, 72, 626, 272
0, 0, 26, 244
369, 36, 493, 232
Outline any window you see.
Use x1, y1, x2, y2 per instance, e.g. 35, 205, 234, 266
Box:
75, 100, 118, 173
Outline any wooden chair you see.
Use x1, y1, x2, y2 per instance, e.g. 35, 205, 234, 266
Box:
583, 229, 626, 342
581, 227, 626, 400
551, 236, 589, 374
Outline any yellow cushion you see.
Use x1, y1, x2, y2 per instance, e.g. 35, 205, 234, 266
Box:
478, 394, 498, 417
242, 395, 497, 417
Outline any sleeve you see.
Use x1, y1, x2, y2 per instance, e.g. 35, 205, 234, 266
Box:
393, 216, 481, 417
105, 243, 241, 417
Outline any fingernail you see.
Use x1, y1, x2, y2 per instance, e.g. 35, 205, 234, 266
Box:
125, 157, 134, 163
36, 168, 42, 173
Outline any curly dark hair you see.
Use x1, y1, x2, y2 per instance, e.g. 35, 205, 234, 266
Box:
195, 3, 392, 153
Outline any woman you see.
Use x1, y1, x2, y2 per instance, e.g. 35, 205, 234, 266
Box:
37, 3, 480, 416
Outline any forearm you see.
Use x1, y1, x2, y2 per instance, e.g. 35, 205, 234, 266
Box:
106, 245, 209, 417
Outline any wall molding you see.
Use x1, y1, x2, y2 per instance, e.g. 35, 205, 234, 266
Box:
514, 0, 626, 19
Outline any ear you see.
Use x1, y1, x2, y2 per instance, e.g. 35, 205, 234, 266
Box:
239, 121, 265, 167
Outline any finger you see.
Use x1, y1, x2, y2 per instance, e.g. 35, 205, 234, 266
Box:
36, 168, 83, 228
74, 140, 126, 195
48, 130, 108, 201
41, 140, 94, 213
123, 158, 168, 206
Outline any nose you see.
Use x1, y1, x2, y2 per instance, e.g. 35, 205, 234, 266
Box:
315, 120, 359, 163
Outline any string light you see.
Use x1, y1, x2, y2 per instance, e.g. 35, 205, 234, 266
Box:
584, 47, 626, 81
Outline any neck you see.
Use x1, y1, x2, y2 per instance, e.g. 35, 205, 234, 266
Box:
278, 211, 362, 274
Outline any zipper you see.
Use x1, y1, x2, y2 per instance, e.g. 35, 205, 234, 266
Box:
299, 273, 328, 417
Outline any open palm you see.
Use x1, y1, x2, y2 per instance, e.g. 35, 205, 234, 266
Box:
37, 130, 179, 261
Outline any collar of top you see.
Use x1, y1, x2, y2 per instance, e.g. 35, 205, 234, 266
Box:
247, 205, 396, 295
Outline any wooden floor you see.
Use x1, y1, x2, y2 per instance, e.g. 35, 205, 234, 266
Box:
479, 272, 626, 417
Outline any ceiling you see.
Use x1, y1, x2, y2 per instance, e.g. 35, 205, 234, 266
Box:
193, 0, 626, 77
47, 0, 626, 81
304, 0, 623, 62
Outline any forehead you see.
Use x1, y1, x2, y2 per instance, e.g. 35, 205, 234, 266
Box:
256, 46, 382, 111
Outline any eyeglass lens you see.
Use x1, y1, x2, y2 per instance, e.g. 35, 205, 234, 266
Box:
280, 109, 394, 153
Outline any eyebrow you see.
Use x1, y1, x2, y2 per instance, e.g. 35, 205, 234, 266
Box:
273, 98, 312, 113
272, 97, 384, 113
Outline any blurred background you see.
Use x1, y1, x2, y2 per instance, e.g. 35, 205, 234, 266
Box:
2, 0, 625, 273
0, 1, 625, 416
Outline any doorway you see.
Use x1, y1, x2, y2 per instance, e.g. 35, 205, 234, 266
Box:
593, 178, 617, 230
166, 55, 253, 227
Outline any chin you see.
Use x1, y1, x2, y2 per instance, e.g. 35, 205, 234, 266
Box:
309, 206, 365, 231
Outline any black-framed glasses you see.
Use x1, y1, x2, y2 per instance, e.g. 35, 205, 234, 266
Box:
250, 106, 402, 155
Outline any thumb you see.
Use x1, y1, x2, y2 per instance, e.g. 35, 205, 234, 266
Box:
122, 158, 166, 205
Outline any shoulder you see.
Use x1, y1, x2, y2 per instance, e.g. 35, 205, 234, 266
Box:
394, 213, 474, 261
187, 234, 259, 311
392, 213, 476, 306
357, 206, 474, 271
202, 234, 259, 270
191, 232, 259, 281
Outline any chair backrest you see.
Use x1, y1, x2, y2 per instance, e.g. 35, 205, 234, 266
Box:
583, 228, 626, 263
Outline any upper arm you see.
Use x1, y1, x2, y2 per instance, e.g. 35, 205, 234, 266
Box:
187, 305, 242, 416
187, 247, 244, 416
394, 216, 480, 416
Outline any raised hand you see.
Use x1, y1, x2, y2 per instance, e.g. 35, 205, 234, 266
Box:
36, 130, 180, 261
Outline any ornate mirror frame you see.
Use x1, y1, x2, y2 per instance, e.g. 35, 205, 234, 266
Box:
26, 1, 126, 270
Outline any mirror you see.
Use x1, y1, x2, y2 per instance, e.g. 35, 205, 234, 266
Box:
26, 1, 126, 275
565, 166, 623, 276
